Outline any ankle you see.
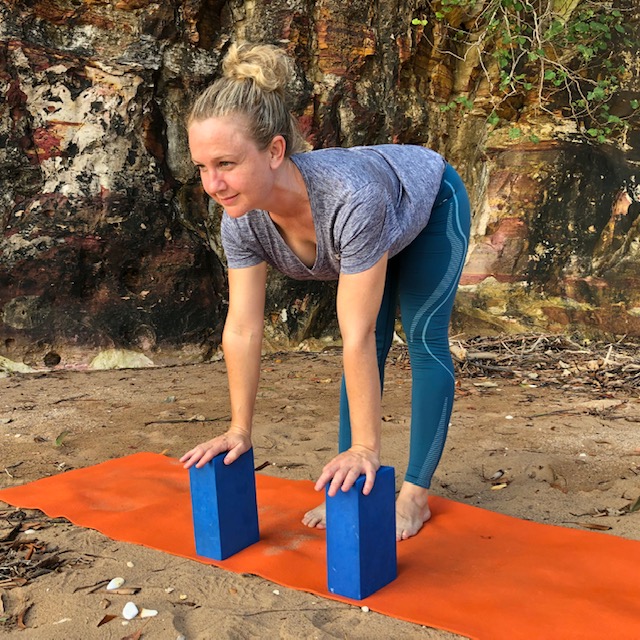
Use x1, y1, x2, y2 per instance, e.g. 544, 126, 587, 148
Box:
397, 482, 429, 509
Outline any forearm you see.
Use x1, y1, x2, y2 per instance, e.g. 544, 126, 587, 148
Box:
342, 333, 382, 455
222, 322, 264, 434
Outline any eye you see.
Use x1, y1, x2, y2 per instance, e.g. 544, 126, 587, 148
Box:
219, 161, 234, 169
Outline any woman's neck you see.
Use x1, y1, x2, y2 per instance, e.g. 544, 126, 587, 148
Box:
266, 158, 310, 224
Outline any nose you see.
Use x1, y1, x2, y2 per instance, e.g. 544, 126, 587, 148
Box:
201, 170, 226, 198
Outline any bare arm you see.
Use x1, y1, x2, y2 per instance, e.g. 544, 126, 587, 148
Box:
181, 263, 267, 468
315, 253, 388, 496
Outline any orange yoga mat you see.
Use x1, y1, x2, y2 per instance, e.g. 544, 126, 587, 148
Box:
1, 452, 639, 639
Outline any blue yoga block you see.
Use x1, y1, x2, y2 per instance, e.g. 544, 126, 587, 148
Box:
326, 466, 397, 600
189, 448, 260, 561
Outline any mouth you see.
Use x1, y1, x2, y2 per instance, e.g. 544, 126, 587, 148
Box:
217, 194, 238, 206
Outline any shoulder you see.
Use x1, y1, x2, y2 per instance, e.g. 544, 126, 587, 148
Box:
293, 144, 444, 179
292, 148, 392, 195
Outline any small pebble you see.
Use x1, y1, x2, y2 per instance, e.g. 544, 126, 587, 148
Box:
272, 589, 280, 595
122, 602, 139, 620
126, 561, 134, 568
140, 608, 158, 618
505, 415, 514, 420
361, 606, 370, 613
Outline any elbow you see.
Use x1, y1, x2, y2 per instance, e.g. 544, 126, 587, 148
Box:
340, 328, 376, 355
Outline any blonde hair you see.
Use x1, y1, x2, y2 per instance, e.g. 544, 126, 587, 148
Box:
188, 43, 307, 156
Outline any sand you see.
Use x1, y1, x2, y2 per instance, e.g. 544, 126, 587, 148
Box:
1, 345, 639, 639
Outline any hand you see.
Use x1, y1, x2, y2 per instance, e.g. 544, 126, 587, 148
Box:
179, 426, 251, 469
314, 445, 380, 497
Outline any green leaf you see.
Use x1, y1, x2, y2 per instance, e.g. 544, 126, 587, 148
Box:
631, 100, 639, 110
487, 112, 500, 126
586, 128, 600, 138
587, 87, 607, 101
55, 430, 71, 447
508, 127, 522, 140
529, 134, 540, 143
543, 70, 556, 81
456, 96, 474, 110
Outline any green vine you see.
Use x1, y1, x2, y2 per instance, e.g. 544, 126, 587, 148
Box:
413, 0, 639, 143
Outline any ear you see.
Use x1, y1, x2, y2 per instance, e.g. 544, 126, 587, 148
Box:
268, 135, 287, 169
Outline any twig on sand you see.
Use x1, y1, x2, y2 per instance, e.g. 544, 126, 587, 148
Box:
144, 415, 230, 426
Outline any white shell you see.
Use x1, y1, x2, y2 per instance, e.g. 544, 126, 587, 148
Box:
106, 577, 125, 590
122, 602, 139, 620
140, 608, 158, 618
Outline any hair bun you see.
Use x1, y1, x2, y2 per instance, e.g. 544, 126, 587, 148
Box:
222, 43, 293, 93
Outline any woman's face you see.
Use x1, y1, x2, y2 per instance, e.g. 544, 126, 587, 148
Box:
188, 115, 281, 217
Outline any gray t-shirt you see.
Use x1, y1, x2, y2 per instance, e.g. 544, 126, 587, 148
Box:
220, 145, 446, 281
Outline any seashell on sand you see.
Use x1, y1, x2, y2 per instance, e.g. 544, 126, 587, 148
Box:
140, 608, 158, 618
106, 577, 125, 590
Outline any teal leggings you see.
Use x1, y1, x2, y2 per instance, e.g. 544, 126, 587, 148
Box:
339, 164, 471, 488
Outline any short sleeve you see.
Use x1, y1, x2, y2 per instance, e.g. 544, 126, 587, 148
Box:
221, 213, 264, 269
337, 183, 392, 274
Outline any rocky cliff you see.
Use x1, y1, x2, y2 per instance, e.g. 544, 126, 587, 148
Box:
1, 0, 639, 367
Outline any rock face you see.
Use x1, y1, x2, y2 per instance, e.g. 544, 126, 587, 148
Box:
1, 1, 639, 367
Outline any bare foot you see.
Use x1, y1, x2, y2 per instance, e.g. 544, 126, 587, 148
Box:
395, 482, 431, 541
302, 502, 326, 529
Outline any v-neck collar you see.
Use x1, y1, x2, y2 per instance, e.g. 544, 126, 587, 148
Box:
262, 154, 321, 273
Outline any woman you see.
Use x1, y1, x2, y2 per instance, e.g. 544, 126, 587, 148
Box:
180, 43, 470, 541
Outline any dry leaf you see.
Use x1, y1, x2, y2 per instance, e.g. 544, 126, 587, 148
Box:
17, 604, 32, 629
97, 614, 117, 627
626, 496, 640, 513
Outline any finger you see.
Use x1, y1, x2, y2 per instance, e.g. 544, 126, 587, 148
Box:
194, 448, 219, 468
327, 467, 349, 498
314, 467, 335, 492
340, 467, 360, 493
181, 455, 196, 469
181, 448, 205, 469
179, 450, 196, 465
362, 467, 376, 495
314, 455, 342, 491
224, 441, 247, 465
